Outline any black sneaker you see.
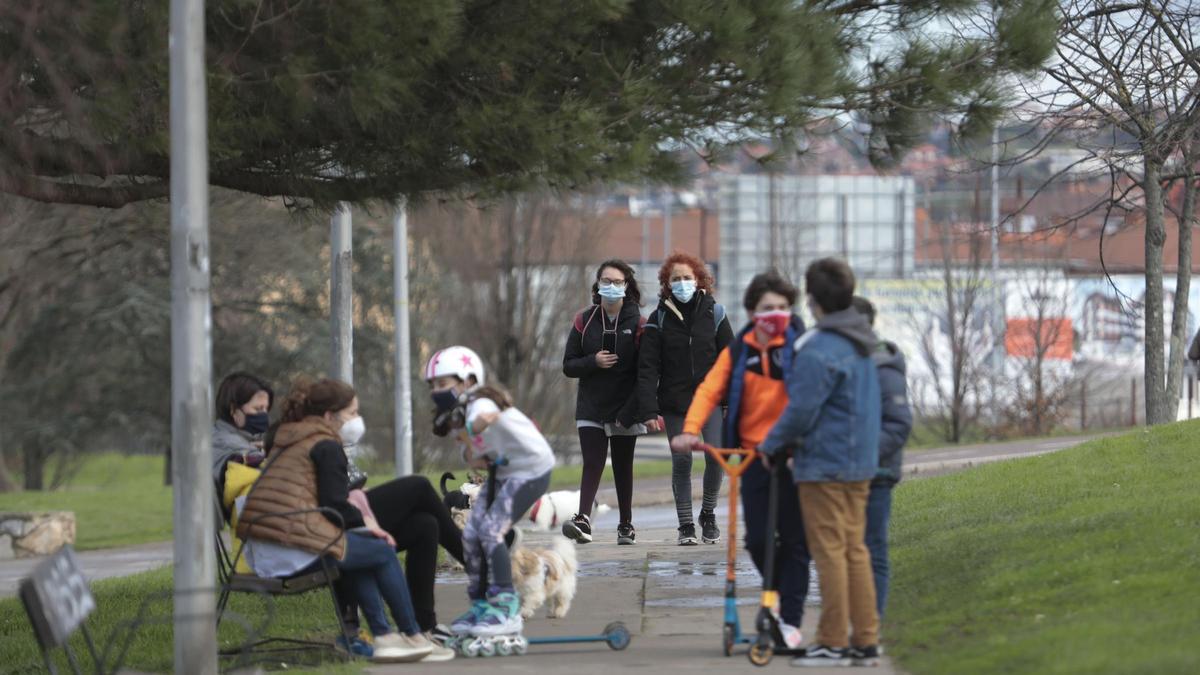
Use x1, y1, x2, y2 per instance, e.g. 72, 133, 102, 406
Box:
791, 645, 849, 667
848, 645, 881, 667
699, 510, 721, 544
677, 524, 699, 546
617, 522, 637, 545
428, 623, 454, 647
562, 513, 592, 543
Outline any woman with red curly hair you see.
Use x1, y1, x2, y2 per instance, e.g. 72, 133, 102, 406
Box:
636, 251, 733, 546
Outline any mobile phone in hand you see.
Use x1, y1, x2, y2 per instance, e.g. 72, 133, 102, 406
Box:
602, 331, 617, 353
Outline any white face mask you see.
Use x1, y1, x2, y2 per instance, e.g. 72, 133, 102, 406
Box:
340, 415, 366, 447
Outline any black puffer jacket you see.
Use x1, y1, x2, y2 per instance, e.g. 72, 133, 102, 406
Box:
637, 292, 734, 418
562, 301, 644, 427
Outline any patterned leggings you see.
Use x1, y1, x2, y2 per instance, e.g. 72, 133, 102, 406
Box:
463, 470, 551, 599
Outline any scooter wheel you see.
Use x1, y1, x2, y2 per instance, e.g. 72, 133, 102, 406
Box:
722, 624, 735, 657
748, 642, 774, 667
604, 622, 632, 651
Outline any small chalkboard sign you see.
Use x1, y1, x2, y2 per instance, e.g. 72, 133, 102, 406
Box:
19, 545, 96, 650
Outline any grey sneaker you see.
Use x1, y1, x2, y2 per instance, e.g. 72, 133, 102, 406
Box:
699, 510, 720, 544
677, 524, 699, 546
617, 522, 636, 545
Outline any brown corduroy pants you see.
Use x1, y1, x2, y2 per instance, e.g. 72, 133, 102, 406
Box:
798, 480, 880, 648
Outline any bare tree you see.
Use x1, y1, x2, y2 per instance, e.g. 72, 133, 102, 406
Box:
1003, 263, 1076, 435
913, 221, 994, 443
1012, 0, 1200, 424
407, 192, 607, 465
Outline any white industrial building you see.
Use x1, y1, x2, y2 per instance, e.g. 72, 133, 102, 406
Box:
716, 174, 916, 325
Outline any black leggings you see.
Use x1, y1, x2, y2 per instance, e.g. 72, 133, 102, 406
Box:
334, 476, 464, 632
576, 427, 636, 524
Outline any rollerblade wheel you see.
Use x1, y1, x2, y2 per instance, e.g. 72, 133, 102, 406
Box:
604, 622, 632, 651
514, 637, 529, 655
722, 624, 735, 657
748, 635, 774, 667
480, 639, 497, 657
463, 639, 481, 658
497, 638, 513, 656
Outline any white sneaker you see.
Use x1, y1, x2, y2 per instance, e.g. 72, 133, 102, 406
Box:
780, 622, 803, 650
371, 632, 433, 663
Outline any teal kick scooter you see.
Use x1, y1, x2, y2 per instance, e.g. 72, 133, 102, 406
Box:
448, 458, 633, 658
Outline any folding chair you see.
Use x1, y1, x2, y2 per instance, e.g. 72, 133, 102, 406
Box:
213, 491, 353, 663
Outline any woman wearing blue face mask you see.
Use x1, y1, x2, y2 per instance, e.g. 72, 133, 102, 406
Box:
561, 259, 647, 545
636, 252, 733, 546
213, 371, 274, 479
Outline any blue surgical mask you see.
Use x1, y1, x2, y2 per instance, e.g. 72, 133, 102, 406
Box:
597, 284, 626, 301
671, 280, 697, 303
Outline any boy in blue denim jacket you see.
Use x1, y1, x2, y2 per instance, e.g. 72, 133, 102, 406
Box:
759, 258, 882, 667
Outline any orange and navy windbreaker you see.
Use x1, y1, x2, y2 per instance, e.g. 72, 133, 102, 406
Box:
683, 327, 795, 449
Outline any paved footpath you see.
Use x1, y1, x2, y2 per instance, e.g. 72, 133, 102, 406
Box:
0, 432, 1108, 600
370, 504, 896, 675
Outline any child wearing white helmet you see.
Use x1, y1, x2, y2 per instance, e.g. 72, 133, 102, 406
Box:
425, 346, 556, 642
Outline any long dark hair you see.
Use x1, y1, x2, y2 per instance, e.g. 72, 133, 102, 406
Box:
215, 372, 274, 424
590, 259, 642, 306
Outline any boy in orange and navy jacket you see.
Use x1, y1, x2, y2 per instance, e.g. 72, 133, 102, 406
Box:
671, 270, 810, 647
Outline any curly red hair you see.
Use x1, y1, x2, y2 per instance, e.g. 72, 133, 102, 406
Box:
657, 251, 715, 300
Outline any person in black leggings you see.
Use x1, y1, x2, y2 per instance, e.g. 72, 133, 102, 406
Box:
335, 476, 465, 645
561, 259, 647, 545
367, 476, 464, 632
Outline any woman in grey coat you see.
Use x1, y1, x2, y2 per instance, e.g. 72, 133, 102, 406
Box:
212, 371, 274, 480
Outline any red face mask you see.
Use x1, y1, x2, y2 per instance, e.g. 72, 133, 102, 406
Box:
754, 310, 791, 337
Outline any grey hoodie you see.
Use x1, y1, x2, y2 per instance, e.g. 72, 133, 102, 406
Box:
873, 341, 913, 485
817, 308, 879, 357
212, 419, 258, 481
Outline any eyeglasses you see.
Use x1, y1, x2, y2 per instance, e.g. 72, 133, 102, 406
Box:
597, 279, 627, 288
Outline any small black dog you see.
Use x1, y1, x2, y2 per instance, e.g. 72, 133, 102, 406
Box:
439, 471, 475, 511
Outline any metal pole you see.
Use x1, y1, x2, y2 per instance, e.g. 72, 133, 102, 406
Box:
662, 189, 672, 258
331, 204, 354, 384
990, 124, 1002, 424
641, 186, 650, 279
393, 201, 414, 476
168, 0, 216, 671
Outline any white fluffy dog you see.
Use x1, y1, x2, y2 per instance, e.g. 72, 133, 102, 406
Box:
441, 476, 580, 619
522, 490, 610, 532
510, 536, 578, 619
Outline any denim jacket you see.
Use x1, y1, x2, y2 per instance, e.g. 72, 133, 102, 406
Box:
759, 309, 881, 483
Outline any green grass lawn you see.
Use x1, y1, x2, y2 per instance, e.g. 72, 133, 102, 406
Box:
0, 452, 692, 550
0, 566, 351, 674
888, 422, 1200, 674
0, 454, 174, 551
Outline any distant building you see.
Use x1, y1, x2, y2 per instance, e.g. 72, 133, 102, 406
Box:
716, 173, 916, 324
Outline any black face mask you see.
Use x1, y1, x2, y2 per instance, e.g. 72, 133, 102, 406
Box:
430, 388, 464, 437
241, 412, 270, 435
431, 388, 460, 414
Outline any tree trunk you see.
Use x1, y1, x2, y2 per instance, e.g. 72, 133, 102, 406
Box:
1165, 158, 1196, 424
1143, 159, 1170, 424
941, 222, 963, 443
23, 441, 44, 491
